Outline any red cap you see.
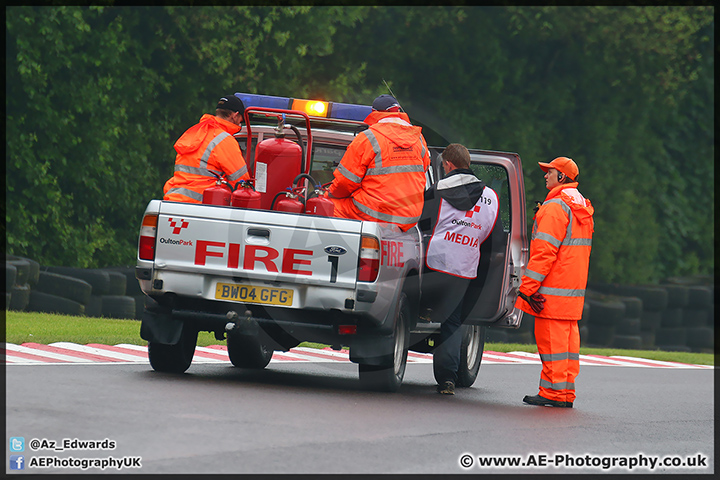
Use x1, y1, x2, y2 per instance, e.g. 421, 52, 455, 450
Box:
538, 157, 579, 180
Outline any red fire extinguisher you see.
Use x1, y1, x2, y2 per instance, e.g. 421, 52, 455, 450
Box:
231, 180, 262, 209
305, 189, 335, 217
254, 123, 303, 210
202, 174, 232, 206
272, 188, 305, 213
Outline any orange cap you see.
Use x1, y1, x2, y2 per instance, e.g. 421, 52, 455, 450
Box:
538, 157, 579, 180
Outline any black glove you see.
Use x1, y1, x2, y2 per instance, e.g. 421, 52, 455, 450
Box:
519, 291, 546, 314
533, 200, 542, 215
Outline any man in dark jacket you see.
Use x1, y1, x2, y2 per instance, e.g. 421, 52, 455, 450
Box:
420, 144, 499, 395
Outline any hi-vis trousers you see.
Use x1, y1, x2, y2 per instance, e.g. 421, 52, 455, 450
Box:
534, 317, 580, 403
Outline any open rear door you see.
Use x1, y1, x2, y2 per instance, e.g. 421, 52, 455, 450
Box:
421, 148, 528, 328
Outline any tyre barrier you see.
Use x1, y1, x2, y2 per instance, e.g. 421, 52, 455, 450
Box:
4, 254, 715, 350
43, 267, 112, 296
36, 271, 92, 306
27, 291, 85, 316
100, 295, 136, 320
10, 284, 31, 311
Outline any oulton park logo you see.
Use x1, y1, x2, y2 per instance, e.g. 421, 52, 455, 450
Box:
168, 218, 189, 234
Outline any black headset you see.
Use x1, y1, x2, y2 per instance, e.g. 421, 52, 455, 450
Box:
557, 172, 564, 182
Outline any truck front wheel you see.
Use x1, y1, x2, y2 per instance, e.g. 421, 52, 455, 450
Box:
147, 322, 198, 374
227, 331, 274, 369
358, 293, 410, 392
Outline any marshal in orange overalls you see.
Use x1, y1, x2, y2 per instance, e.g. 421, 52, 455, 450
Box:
516, 179, 594, 404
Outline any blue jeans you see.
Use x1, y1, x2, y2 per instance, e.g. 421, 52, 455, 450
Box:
433, 301, 464, 384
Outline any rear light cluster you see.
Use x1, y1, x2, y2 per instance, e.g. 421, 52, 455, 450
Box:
138, 214, 158, 261
357, 235, 380, 282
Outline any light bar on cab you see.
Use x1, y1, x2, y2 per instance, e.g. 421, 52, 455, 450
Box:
234, 92, 372, 122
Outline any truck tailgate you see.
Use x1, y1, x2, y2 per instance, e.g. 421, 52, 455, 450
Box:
155, 202, 362, 291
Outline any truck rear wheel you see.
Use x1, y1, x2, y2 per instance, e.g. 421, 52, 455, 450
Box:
358, 293, 410, 392
148, 322, 198, 373
227, 331, 274, 369
455, 325, 485, 388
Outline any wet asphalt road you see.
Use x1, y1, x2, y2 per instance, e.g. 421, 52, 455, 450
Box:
5, 360, 714, 475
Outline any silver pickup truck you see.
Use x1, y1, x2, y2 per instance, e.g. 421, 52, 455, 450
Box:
136, 93, 528, 392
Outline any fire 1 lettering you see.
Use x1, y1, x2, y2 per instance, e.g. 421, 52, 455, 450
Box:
195, 240, 313, 275
381, 240, 405, 267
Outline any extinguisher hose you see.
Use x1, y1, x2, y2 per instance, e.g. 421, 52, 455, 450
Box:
293, 173, 318, 205
287, 124, 306, 173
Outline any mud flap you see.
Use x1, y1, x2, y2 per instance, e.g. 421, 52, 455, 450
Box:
140, 309, 183, 345
349, 334, 395, 366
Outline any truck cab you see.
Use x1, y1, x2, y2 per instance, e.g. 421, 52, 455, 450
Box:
136, 93, 528, 392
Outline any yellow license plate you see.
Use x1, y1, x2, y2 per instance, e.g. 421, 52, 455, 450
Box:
215, 283, 293, 306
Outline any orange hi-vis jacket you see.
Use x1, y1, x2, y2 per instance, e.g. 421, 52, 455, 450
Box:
329, 110, 431, 231
516, 183, 594, 320
163, 114, 250, 203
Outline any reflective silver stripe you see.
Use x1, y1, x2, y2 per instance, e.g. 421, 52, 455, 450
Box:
525, 269, 546, 282
200, 132, 231, 168
166, 187, 203, 202
174, 164, 221, 177
566, 237, 592, 246
362, 130, 383, 168
353, 199, 419, 224
420, 138, 426, 159
227, 165, 248, 182
539, 378, 575, 391
337, 163, 364, 184
533, 231, 562, 248
540, 352, 580, 362
366, 164, 426, 176
538, 286, 586, 297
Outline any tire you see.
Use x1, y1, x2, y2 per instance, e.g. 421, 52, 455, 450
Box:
9, 256, 40, 287
43, 267, 111, 295
579, 325, 589, 346
610, 334, 643, 350
618, 297, 643, 318
104, 270, 127, 295
686, 286, 712, 308
655, 344, 691, 353
640, 331, 656, 349
586, 324, 614, 347
623, 286, 668, 312
36, 271, 92, 305
615, 317, 641, 336
5, 292, 11, 310
6, 263, 18, 290
585, 297, 625, 327
133, 295, 147, 319
226, 330, 274, 369
686, 327, 714, 350
100, 295, 136, 319
485, 328, 508, 344
358, 293, 410, 392
504, 330, 533, 345
148, 322, 198, 373
9, 284, 31, 311
580, 301, 591, 325
27, 291, 85, 316
455, 325, 485, 388
85, 295, 103, 318
660, 284, 689, 309
660, 308, 682, 328
6, 259, 30, 286
640, 310, 662, 331
105, 266, 143, 296
655, 327, 687, 346
681, 308, 708, 328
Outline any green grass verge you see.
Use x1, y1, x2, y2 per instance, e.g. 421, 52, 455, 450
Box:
4, 311, 714, 365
